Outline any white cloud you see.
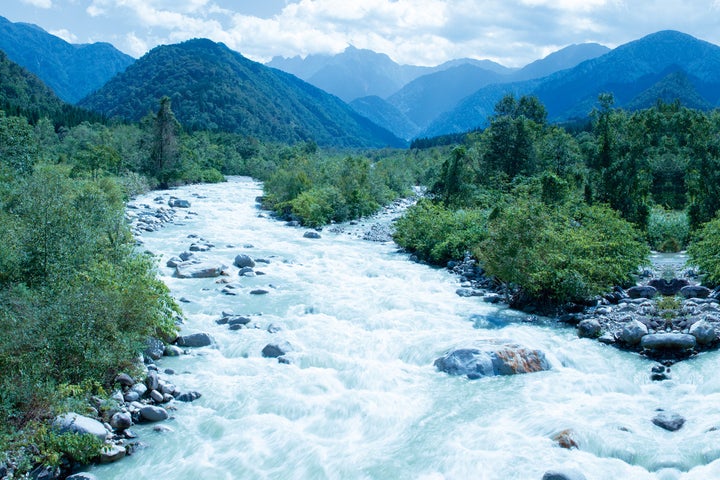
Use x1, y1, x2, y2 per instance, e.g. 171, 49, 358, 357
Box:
49, 28, 78, 43
21, 0, 52, 8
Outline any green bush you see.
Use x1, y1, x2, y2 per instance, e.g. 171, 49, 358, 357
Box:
646, 206, 689, 252
393, 199, 488, 264
687, 214, 720, 286
476, 199, 649, 303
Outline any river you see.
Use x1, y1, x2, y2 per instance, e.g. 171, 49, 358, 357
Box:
91, 177, 720, 480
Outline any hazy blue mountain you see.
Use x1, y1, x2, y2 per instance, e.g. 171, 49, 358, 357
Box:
79, 39, 404, 148
514, 43, 610, 80
424, 31, 720, 137
0, 15, 134, 103
350, 95, 418, 141
624, 70, 712, 111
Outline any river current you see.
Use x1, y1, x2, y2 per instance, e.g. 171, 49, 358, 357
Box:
91, 177, 720, 480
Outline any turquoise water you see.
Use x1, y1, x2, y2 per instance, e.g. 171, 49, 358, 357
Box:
90, 177, 720, 480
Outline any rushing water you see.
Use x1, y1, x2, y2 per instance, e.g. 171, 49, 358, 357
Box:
91, 177, 720, 480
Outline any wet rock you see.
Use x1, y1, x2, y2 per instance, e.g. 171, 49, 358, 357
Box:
626, 285, 657, 299
114, 373, 134, 387
66, 474, 99, 480
434, 344, 550, 379
577, 319, 601, 339
653, 411, 685, 431
233, 254, 256, 269
139, 405, 169, 422
250, 289, 269, 295
618, 319, 648, 346
303, 231, 322, 239
166, 256, 183, 267
641, 333, 696, 352
680, 285, 711, 299
542, 470, 586, 480
262, 341, 292, 358
598, 332, 616, 344
99, 444, 126, 463
176, 391, 202, 402
110, 411, 132, 431
53, 413, 108, 442
175, 261, 228, 278
690, 319, 717, 345
168, 198, 190, 208
164, 345, 184, 356
551, 429, 579, 449
144, 337, 165, 361
175, 332, 214, 348
238, 266, 255, 277
650, 364, 670, 381
145, 370, 159, 391
648, 278, 689, 296
150, 390, 164, 403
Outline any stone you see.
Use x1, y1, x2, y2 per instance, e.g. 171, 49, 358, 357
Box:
680, 285, 712, 299
618, 319, 648, 346
145, 370, 159, 391
542, 469, 587, 480
303, 231, 322, 239
165, 256, 183, 267
648, 278, 689, 296
250, 289, 269, 295
641, 333, 696, 352
29, 466, 60, 480
168, 198, 191, 208
239, 266, 255, 276
144, 337, 165, 361
652, 411, 685, 431
175, 332, 214, 348
434, 344, 550, 379
176, 391, 202, 402
262, 341, 292, 358
150, 390, 164, 403
233, 254, 256, 268
66, 474, 99, 480
53, 413, 108, 442
690, 319, 717, 345
551, 429, 579, 449
114, 373, 134, 387
577, 319, 601, 339
164, 345, 184, 356
130, 382, 147, 398
626, 285, 657, 299
123, 391, 140, 403
139, 405, 169, 422
110, 411, 132, 431
175, 261, 228, 278
99, 444, 126, 463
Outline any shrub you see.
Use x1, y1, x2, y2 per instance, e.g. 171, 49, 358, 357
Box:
476, 199, 649, 303
687, 214, 720, 286
646, 206, 689, 252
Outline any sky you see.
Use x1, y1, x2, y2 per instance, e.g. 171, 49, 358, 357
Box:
4, 0, 720, 67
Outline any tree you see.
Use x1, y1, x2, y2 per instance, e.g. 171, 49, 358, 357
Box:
148, 96, 182, 188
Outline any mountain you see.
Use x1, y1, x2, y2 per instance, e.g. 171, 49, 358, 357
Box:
513, 43, 610, 81
79, 39, 404, 148
349, 96, 418, 141
424, 31, 720, 137
0, 16, 134, 104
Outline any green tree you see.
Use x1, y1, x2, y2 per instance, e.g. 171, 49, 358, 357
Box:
148, 96, 182, 188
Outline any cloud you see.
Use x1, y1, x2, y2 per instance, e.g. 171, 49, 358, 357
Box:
21, 0, 52, 7
49, 28, 78, 43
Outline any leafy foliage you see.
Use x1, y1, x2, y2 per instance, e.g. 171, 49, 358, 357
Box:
687, 215, 720, 286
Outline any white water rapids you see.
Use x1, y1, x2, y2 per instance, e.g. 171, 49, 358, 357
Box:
91, 177, 720, 480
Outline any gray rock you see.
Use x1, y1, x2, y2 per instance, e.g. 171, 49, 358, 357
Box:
434, 344, 550, 379
648, 278, 689, 296
175, 261, 228, 278
99, 444, 126, 463
233, 254, 256, 269
145, 370, 159, 391
110, 411, 132, 431
164, 345, 184, 356
165, 256, 183, 267
139, 405, 169, 422
238, 266, 255, 276
641, 333, 696, 352
690, 319, 717, 345
144, 337, 165, 361
114, 373, 134, 387
176, 332, 214, 348
652, 411, 685, 431
626, 285, 657, 299
618, 319, 648, 345
250, 289, 269, 295
130, 382, 147, 398
66, 474, 99, 480
53, 413, 108, 442
681, 285, 712, 299
150, 390, 164, 403
168, 198, 190, 208
29, 466, 60, 480
303, 231, 322, 239
123, 391, 140, 403
176, 391, 202, 402
542, 469, 587, 480
577, 319, 601, 339
262, 341, 293, 358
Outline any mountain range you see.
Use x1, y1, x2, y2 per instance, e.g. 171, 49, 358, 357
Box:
0, 15, 133, 104
1, 15, 720, 146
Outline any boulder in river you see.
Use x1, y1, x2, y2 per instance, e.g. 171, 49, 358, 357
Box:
234, 254, 256, 268
652, 410, 685, 431
139, 405, 169, 422
303, 231, 322, 239
542, 469, 587, 480
577, 319, 601, 339
680, 285, 711, 299
648, 278, 689, 296
641, 333, 696, 353
434, 344, 550, 379
175, 260, 228, 278
175, 332, 214, 348
168, 197, 191, 208
262, 341, 293, 358
626, 285, 657, 299
617, 319, 648, 346
690, 319, 717, 345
